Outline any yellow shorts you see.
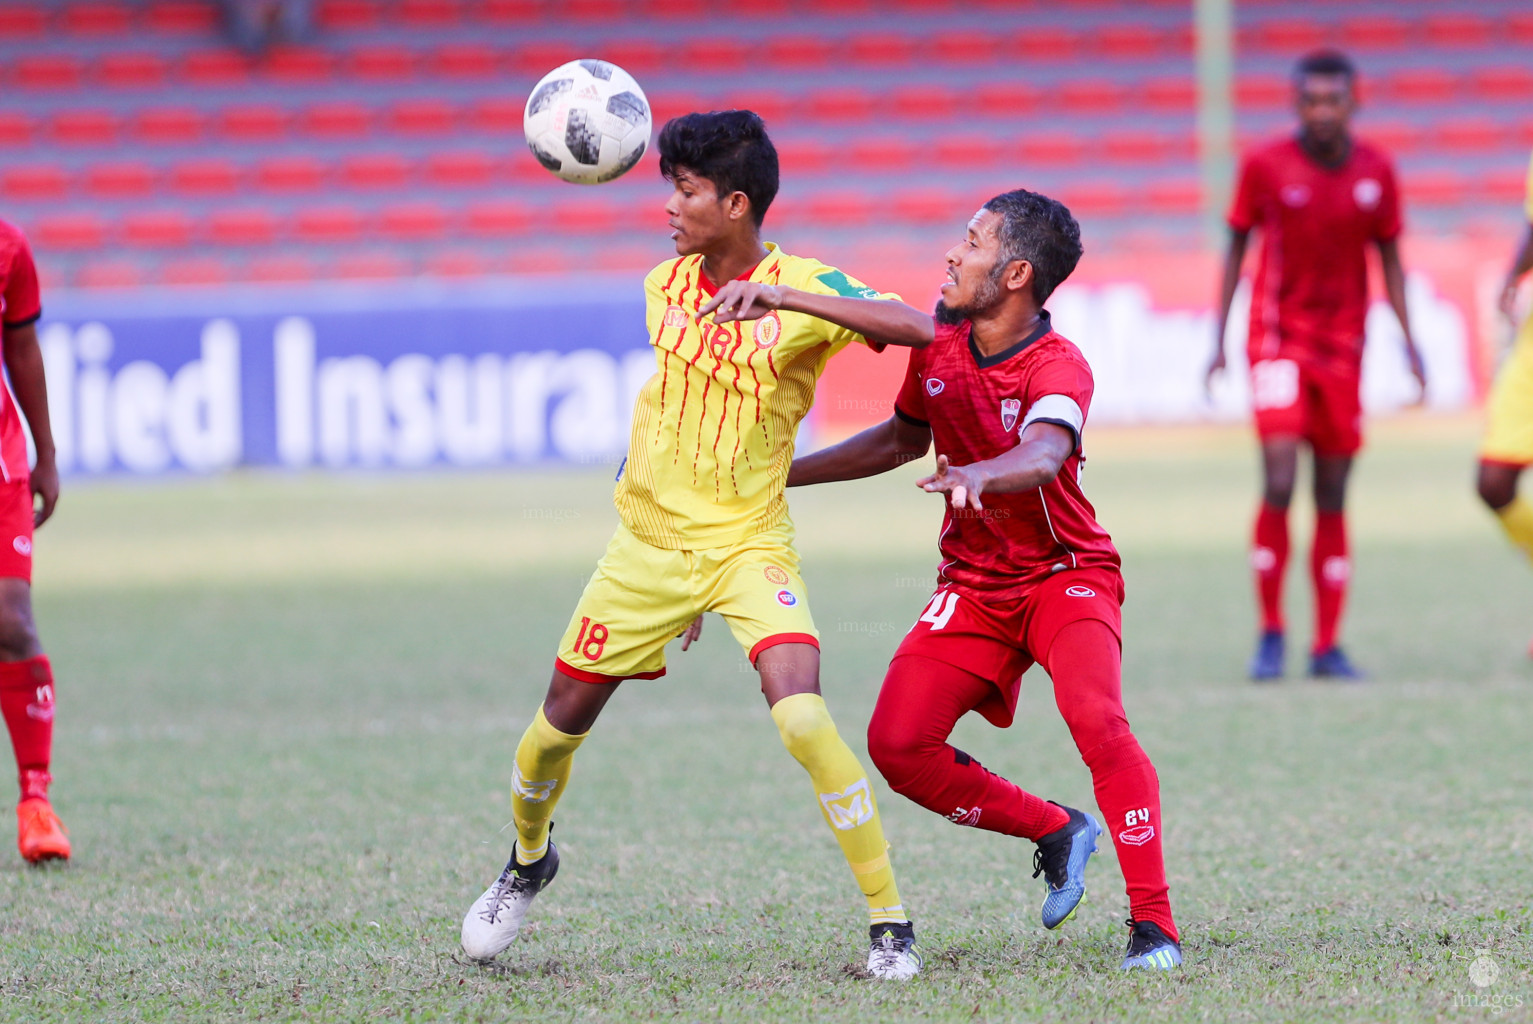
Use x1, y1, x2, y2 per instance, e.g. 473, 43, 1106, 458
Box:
555, 520, 819, 682
1481, 320, 1533, 467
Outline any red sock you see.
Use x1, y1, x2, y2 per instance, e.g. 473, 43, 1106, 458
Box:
1046, 621, 1177, 942
0, 657, 53, 802
1253, 502, 1289, 633
1311, 511, 1349, 653
868, 655, 1070, 840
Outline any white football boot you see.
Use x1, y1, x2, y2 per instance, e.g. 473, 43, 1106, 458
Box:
866, 921, 922, 980
460, 841, 559, 963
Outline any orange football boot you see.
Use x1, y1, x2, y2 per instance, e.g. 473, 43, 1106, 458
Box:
17, 798, 70, 864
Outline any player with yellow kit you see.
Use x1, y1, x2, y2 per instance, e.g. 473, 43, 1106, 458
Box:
1477, 149, 1533, 647
460, 110, 935, 979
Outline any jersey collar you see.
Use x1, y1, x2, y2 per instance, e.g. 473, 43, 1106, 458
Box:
968, 310, 1053, 369
696, 242, 779, 297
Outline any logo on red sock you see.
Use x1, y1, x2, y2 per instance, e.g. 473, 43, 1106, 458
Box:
26, 683, 53, 723
1120, 807, 1155, 845
946, 806, 982, 827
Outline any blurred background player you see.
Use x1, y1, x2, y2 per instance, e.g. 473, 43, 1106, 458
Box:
1206, 50, 1427, 683
0, 220, 67, 864
459, 111, 933, 979
785, 190, 1181, 971
1475, 149, 1533, 644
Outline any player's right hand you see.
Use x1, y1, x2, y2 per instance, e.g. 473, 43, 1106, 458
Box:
697, 281, 783, 325
917, 454, 985, 511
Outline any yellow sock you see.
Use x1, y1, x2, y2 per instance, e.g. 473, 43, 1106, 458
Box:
1498, 496, 1533, 561
771, 692, 907, 926
510, 705, 586, 866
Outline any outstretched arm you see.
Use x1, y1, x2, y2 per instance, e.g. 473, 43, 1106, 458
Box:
698, 282, 934, 349
788, 414, 932, 487
1378, 238, 1426, 398
1205, 228, 1249, 395
916, 421, 1075, 511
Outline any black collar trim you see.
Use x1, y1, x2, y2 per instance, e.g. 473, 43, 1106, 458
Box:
968, 311, 1052, 369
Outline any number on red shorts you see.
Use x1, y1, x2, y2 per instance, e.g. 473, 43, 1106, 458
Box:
574, 616, 609, 661
918, 591, 960, 630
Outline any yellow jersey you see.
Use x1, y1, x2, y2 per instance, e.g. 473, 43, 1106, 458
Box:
1525, 148, 1533, 222
615, 243, 895, 549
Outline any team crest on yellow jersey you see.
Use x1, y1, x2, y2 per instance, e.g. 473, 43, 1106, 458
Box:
764, 565, 790, 584
754, 311, 782, 349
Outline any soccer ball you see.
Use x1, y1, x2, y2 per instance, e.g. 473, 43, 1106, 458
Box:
523, 59, 652, 185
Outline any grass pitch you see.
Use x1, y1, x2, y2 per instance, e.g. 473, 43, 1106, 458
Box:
0, 415, 1529, 1022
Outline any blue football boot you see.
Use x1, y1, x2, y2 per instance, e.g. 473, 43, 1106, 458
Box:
1248, 629, 1284, 682
1121, 919, 1183, 970
1309, 645, 1365, 681
1033, 804, 1102, 930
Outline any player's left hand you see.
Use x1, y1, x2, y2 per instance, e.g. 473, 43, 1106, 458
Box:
30, 454, 58, 528
917, 454, 986, 511
698, 282, 784, 325
679, 615, 703, 651
1405, 343, 1427, 405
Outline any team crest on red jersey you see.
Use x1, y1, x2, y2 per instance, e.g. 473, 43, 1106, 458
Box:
663, 305, 688, 329
999, 398, 1022, 432
753, 311, 782, 348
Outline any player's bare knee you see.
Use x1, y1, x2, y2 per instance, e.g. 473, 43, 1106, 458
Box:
0, 612, 39, 661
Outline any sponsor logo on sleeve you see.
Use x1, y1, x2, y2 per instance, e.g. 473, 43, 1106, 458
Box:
925, 378, 944, 397
1000, 397, 1021, 432
1354, 178, 1382, 210
12, 537, 29, 556
775, 589, 797, 607
663, 305, 688, 329
1064, 585, 1096, 598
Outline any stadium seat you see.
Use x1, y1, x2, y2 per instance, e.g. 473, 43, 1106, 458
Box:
61, 2, 134, 33
469, 97, 524, 134
301, 102, 372, 138
723, 90, 792, 126
1140, 77, 1196, 112
1511, 12, 1533, 45
1101, 130, 1190, 164
514, 41, 578, 73
933, 133, 1007, 169
423, 248, 490, 277
1019, 136, 1087, 165
316, 0, 376, 28
1404, 171, 1466, 207
1359, 121, 1422, 154
1339, 15, 1410, 50
851, 136, 920, 171
931, 31, 998, 64
803, 191, 875, 227
159, 257, 232, 286
1244, 19, 1329, 53
170, 159, 241, 194
256, 156, 328, 192
134, 107, 206, 144
248, 253, 318, 282
387, 99, 458, 136
84, 161, 156, 197
1013, 26, 1079, 61
381, 202, 451, 241
592, 243, 656, 272
334, 250, 413, 280
1422, 13, 1491, 48
0, 114, 29, 146
398, 0, 460, 27
553, 197, 632, 235
565, 0, 626, 19
98, 52, 170, 88
123, 210, 196, 249
1058, 181, 1126, 218
35, 213, 108, 251
266, 47, 335, 82
479, 0, 541, 21
75, 259, 144, 288
208, 207, 280, 246
600, 38, 665, 75
341, 153, 412, 190
295, 205, 367, 243
465, 199, 535, 236
774, 137, 835, 175
681, 37, 751, 74
350, 46, 416, 80
52, 109, 117, 146
13, 54, 84, 90
430, 44, 501, 78
145, 0, 218, 31
1380, 69, 1457, 105
1469, 67, 1533, 103
646, 91, 711, 124
426, 150, 498, 188
847, 33, 917, 66
221, 105, 289, 140
892, 86, 959, 121
805, 89, 877, 122
181, 49, 252, 85
503, 247, 575, 275
1059, 80, 1129, 115
0, 5, 47, 36
2, 165, 68, 201
890, 187, 968, 225
1144, 178, 1202, 215
1436, 119, 1509, 152
1095, 25, 1170, 59
764, 35, 835, 69
1235, 77, 1288, 109
976, 81, 1041, 118
1482, 169, 1526, 206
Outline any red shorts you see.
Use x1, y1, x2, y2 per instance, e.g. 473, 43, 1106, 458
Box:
889, 566, 1123, 729
1249, 356, 1362, 456
0, 478, 32, 582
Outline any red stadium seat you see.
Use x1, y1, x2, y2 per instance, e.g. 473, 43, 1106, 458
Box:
84, 161, 156, 197
642, 0, 703, 17
976, 81, 1041, 118
380, 202, 450, 241
425, 150, 498, 188
0, 113, 30, 146
300, 102, 372, 138
35, 213, 108, 251
1144, 178, 1202, 215
52, 109, 117, 145
600, 39, 665, 75
1436, 120, 1508, 152
76, 260, 145, 289
181, 49, 252, 85
1095, 25, 1169, 59
2, 165, 68, 201
565, 0, 625, 19
1140, 77, 1196, 112
334, 250, 412, 280
208, 208, 279, 246
503, 248, 574, 275
469, 97, 524, 134
1482, 169, 1526, 206
1244, 19, 1329, 53
553, 198, 629, 235
1511, 12, 1533, 45
1019, 136, 1087, 165
1339, 15, 1410, 50
1422, 13, 1491, 48
430, 44, 501, 78
160, 257, 232, 286
145, 0, 218, 31
774, 137, 835, 175
295, 205, 367, 243
1059, 80, 1129, 115
723, 90, 792, 126
479, 0, 541, 21
847, 33, 917, 66
891, 86, 959, 121
317, 0, 379, 29
1058, 181, 1126, 218
133, 107, 206, 144
890, 187, 968, 225
1469, 67, 1533, 103
425, 249, 491, 277
803, 191, 875, 227
645, 91, 711, 123
98, 52, 170, 88
764, 35, 835, 69
850, 136, 919, 171
1360, 121, 1423, 154
933, 133, 1006, 168
1101, 130, 1187, 164
220, 104, 289, 140
398, 0, 459, 26
680, 37, 751, 74
1404, 171, 1466, 207
350, 46, 416, 79
123, 210, 195, 249
1235, 76, 1289, 109
592, 243, 656, 273
61, 2, 134, 34
932, 31, 999, 64
387, 99, 458, 135
1381, 69, 1457, 105
0, 5, 47, 36
249, 254, 318, 282
514, 41, 579, 74
265, 46, 335, 82
256, 156, 327, 191
1014, 27, 1079, 61
804, 89, 876, 122
170, 159, 240, 194
13, 54, 84, 90
465, 200, 535, 236
341, 153, 412, 189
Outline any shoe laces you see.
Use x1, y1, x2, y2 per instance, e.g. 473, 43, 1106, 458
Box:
1032, 839, 1067, 889
479, 867, 536, 924
1124, 918, 1166, 955
868, 932, 906, 973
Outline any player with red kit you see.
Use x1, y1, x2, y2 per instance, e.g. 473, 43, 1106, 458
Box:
1206, 50, 1425, 681
788, 190, 1182, 970
0, 220, 68, 863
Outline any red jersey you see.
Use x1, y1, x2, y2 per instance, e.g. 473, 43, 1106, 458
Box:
1228, 135, 1401, 367
893, 313, 1120, 595
0, 222, 40, 483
